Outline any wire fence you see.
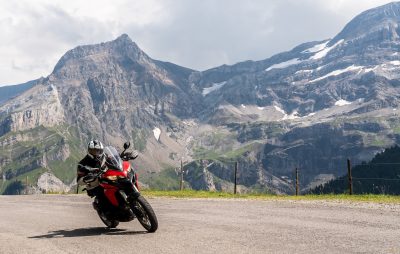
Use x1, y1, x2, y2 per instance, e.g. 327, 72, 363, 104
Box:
308, 161, 400, 195
174, 159, 400, 195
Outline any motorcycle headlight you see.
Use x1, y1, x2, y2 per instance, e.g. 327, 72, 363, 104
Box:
106, 175, 118, 181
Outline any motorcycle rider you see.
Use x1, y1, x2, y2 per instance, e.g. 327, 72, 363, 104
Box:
77, 140, 107, 198
77, 139, 139, 209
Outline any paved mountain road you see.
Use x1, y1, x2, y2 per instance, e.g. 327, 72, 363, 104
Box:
0, 195, 399, 253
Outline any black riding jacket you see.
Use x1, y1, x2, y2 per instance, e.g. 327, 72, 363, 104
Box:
77, 155, 103, 180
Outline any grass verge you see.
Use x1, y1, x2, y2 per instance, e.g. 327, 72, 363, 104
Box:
141, 190, 400, 203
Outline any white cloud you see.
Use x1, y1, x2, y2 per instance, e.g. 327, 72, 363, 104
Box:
0, 0, 395, 85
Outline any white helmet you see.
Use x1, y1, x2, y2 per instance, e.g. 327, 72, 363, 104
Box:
87, 140, 104, 159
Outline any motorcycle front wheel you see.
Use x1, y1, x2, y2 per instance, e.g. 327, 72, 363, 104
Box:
97, 210, 119, 228
131, 195, 158, 232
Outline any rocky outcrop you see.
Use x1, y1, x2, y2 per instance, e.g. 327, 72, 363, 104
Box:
0, 84, 64, 134
37, 172, 71, 193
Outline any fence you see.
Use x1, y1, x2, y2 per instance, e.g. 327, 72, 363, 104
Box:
307, 159, 400, 195
178, 158, 400, 195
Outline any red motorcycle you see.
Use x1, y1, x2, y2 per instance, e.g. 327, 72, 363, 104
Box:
80, 142, 158, 232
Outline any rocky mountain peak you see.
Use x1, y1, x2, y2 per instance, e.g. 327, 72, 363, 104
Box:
52, 34, 149, 75
332, 1, 400, 44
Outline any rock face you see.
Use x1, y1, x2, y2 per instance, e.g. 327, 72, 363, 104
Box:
37, 172, 71, 193
2, 3, 400, 194
4, 85, 65, 133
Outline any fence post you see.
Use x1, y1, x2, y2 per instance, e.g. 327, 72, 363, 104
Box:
295, 168, 299, 196
234, 162, 238, 194
25, 176, 28, 195
347, 159, 353, 195
180, 160, 184, 191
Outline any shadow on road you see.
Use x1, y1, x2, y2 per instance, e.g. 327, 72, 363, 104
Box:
29, 227, 147, 239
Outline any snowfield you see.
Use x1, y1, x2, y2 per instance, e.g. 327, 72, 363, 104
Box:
265, 58, 303, 71
202, 81, 227, 96
310, 39, 344, 60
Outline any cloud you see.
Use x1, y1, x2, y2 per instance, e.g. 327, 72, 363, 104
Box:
0, 0, 395, 85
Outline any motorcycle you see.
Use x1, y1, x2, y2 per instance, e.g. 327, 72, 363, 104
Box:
80, 142, 158, 232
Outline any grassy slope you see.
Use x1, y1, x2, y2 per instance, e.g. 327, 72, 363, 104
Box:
0, 124, 84, 194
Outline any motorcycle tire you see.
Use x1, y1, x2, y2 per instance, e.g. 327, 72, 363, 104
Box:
131, 195, 158, 232
97, 210, 119, 228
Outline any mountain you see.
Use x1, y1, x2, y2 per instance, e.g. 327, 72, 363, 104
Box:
0, 34, 201, 194
2, 2, 400, 194
189, 1, 400, 188
311, 145, 400, 194
0, 80, 37, 105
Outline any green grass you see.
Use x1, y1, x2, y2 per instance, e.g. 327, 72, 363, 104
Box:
48, 157, 79, 184
223, 142, 262, 159
140, 190, 400, 203
193, 147, 220, 160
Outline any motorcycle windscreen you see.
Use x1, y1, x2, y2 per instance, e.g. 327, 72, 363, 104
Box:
103, 146, 123, 171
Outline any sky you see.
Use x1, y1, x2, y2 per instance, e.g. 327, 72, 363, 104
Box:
0, 0, 396, 86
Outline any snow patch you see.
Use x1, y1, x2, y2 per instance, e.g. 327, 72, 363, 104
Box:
241, 104, 246, 108
274, 105, 300, 120
282, 111, 300, 120
266, 58, 302, 71
302, 41, 329, 54
202, 81, 227, 96
311, 39, 344, 60
335, 99, 352, 106
309, 65, 363, 83
257, 107, 265, 110
306, 112, 316, 117
295, 69, 314, 75
389, 60, 400, 66
363, 66, 376, 73
153, 127, 161, 141
274, 105, 286, 114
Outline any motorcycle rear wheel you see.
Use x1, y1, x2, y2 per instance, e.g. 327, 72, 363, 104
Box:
131, 195, 158, 232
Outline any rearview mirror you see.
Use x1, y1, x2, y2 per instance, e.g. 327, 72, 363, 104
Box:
123, 142, 131, 150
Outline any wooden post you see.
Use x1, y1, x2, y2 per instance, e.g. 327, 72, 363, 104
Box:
295, 168, 299, 196
180, 160, 184, 191
25, 176, 28, 195
234, 162, 238, 194
347, 159, 353, 195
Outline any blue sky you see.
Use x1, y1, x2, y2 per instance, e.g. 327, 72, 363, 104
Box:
0, 0, 395, 86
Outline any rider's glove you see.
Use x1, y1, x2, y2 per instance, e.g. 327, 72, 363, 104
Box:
130, 150, 139, 159
122, 150, 139, 160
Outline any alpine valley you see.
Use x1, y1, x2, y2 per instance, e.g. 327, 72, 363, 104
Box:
2, 2, 400, 194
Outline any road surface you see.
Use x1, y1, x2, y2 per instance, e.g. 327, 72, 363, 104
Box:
0, 195, 399, 253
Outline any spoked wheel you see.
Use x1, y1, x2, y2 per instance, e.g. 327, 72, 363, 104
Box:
131, 195, 158, 232
97, 210, 119, 228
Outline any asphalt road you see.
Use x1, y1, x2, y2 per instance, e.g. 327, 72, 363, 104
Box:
0, 195, 399, 254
